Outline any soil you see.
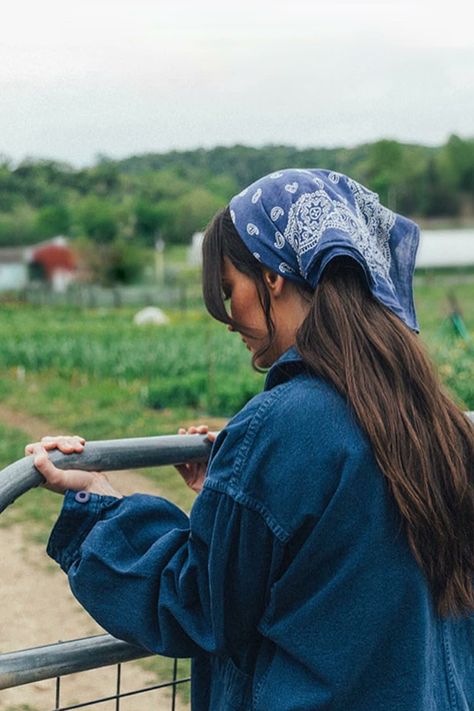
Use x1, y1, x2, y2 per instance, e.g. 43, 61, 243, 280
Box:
0, 406, 192, 711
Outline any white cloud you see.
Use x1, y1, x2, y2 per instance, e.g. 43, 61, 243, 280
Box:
1, 0, 473, 164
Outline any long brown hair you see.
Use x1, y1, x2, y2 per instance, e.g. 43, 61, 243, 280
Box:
203, 206, 474, 618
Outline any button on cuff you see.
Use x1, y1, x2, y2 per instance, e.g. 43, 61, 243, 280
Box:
75, 490, 91, 504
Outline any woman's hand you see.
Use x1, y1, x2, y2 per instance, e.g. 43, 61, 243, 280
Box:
25, 436, 122, 498
175, 425, 217, 494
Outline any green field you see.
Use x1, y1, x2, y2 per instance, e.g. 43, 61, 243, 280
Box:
0, 273, 472, 528
0, 278, 472, 443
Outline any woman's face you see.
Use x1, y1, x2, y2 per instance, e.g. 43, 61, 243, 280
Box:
221, 257, 270, 365
221, 257, 311, 368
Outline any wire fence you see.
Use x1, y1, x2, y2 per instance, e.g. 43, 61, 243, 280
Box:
0, 636, 190, 710
50, 659, 190, 710
50, 659, 188, 711
18, 279, 203, 311
0, 435, 209, 709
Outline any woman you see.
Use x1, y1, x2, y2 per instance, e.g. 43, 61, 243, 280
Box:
28, 169, 474, 710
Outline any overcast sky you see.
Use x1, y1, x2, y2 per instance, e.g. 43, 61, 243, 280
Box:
1, 0, 473, 166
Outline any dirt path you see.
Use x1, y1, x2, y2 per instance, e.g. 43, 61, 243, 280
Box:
0, 526, 189, 711
0, 406, 191, 711
0, 406, 58, 443
0, 405, 226, 445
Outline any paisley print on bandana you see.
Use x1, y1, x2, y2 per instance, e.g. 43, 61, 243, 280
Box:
229, 168, 420, 331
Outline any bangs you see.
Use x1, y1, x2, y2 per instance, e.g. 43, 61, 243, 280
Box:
201, 205, 277, 369
202, 208, 233, 326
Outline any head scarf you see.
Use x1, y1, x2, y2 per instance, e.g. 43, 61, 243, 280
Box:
229, 168, 420, 331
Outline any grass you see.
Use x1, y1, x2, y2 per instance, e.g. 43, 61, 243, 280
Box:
0, 273, 472, 526
0, 278, 470, 529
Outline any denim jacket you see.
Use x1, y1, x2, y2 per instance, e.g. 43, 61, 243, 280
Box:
48, 347, 474, 710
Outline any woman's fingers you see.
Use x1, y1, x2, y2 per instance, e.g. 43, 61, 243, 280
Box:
25, 435, 85, 456
41, 436, 85, 453
176, 425, 216, 453
33, 451, 69, 492
25, 441, 57, 457
176, 425, 217, 448
174, 425, 217, 494
40, 435, 85, 444
26, 442, 46, 457
177, 424, 209, 435
33, 451, 97, 494
34, 452, 58, 478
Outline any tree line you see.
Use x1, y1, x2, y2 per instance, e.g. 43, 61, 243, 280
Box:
0, 135, 472, 282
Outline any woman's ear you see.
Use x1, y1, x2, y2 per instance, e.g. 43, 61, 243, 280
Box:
263, 269, 285, 297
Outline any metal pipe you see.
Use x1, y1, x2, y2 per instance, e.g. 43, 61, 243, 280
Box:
2, 416, 472, 514
0, 434, 212, 513
0, 634, 154, 690
0, 434, 213, 689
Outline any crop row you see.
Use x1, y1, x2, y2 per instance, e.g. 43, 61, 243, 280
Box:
0, 304, 472, 414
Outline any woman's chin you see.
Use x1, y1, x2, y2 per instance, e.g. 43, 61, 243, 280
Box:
253, 351, 277, 369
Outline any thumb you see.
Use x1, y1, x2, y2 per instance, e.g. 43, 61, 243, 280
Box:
34, 452, 48, 467
34, 452, 53, 473
34, 452, 64, 490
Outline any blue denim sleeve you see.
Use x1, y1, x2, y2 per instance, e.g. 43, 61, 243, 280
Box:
47, 487, 282, 658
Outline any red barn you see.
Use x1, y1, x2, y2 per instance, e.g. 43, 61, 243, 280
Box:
30, 237, 77, 292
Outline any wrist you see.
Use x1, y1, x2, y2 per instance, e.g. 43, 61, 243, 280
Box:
85, 472, 123, 498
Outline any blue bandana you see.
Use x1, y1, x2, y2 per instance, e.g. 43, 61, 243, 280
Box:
229, 169, 420, 332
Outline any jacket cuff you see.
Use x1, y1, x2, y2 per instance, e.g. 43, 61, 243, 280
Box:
47, 490, 121, 573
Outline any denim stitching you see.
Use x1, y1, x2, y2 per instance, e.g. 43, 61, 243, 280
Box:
441, 619, 459, 710
204, 479, 290, 543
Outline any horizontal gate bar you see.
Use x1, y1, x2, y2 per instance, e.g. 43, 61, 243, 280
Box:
0, 634, 155, 690
0, 434, 212, 513
2, 415, 472, 514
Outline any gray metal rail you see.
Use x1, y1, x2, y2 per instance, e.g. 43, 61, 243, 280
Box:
0, 434, 212, 514
0, 635, 154, 690
0, 434, 211, 690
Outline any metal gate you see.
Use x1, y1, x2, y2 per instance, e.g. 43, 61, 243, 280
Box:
0, 434, 212, 709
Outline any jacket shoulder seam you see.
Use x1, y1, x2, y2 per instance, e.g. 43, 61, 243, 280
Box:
203, 479, 290, 543
232, 380, 296, 479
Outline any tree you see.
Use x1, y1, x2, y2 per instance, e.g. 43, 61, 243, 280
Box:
438, 135, 474, 193
36, 205, 71, 238
418, 158, 459, 217
134, 198, 162, 245
365, 140, 404, 210
75, 196, 119, 243
156, 188, 224, 244
79, 238, 147, 285
105, 240, 147, 284
0, 205, 38, 246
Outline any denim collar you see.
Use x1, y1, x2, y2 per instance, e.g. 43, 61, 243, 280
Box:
264, 346, 306, 391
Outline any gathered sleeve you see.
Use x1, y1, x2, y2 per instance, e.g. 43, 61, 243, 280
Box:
47, 482, 285, 658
